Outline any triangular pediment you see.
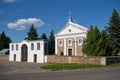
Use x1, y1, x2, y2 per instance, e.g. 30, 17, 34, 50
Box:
56, 21, 88, 36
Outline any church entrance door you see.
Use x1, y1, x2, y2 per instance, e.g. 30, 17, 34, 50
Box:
68, 49, 72, 56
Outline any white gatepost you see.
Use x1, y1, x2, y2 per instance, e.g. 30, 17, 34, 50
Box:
68, 57, 72, 63
55, 37, 58, 55
101, 57, 106, 65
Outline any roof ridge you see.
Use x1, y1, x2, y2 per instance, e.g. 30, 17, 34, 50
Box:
69, 21, 88, 30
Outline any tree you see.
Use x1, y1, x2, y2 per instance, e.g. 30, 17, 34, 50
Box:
82, 26, 101, 56
98, 30, 117, 56
27, 24, 38, 40
48, 30, 55, 55
106, 9, 120, 53
40, 33, 47, 40
82, 26, 116, 56
0, 31, 11, 50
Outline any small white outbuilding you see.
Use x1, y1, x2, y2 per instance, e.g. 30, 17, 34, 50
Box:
9, 40, 48, 63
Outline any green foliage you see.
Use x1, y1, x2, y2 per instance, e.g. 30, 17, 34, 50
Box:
40, 33, 47, 40
106, 9, 120, 53
0, 31, 11, 50
99, 30, 117, 56
83, 26, 100, 56
48, 30, 55, 55
82, 26, 116, 56
41, 63, 103, 70
27, 24, 38, 40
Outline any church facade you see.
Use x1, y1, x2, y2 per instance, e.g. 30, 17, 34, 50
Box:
9, 40, 48, 63
55, 18, 88, 56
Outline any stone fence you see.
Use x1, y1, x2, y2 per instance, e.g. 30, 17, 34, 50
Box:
1, 54, 120, 65
47, 55, 102, 64
46, 55, 120, 65
0, 55, 9, 61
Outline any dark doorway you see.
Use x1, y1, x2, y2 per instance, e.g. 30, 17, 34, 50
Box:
21, 44, 28, 61
14, 54, 16, 61
68, 49, 72, 56
34, 54, 37, 62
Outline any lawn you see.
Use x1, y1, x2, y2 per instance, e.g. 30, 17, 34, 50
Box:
107, 63, 120, 67
41, 63, 104, 71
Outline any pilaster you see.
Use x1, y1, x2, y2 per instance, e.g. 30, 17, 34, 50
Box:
64, 39, 66, 55
74, 38, 77, 56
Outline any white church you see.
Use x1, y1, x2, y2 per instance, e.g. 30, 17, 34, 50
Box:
9, 17, 88, 63
55, 17, 88, 56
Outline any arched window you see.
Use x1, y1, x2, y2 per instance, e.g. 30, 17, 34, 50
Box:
37, 43, 40, 50
68, 39, 72, 46
31, 43, 34, 50
78, 38, 83, 45
58, 40, 63, 47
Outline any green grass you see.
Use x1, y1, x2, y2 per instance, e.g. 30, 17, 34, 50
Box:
41, 63, 104, 71
107, 63, 120, 67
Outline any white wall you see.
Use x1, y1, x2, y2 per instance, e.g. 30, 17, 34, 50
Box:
9, 40, 47, 63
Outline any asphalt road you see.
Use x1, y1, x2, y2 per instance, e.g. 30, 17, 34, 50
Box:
0, 61, 120, 80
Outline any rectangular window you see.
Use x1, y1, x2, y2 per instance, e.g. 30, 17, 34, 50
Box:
37, 43, 40, 50
31, 43, 34, 50
58, 40, 63, 47
78, 38, 83, 45
12, 45, 14, 51
16, 44, 18, 50
68, 39, 72, 46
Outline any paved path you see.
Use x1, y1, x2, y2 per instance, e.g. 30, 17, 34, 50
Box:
0, 61, 47, 74
0, 61, 120, 80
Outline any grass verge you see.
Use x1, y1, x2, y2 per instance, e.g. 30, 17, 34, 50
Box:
41, 63, 104, 71
107, 63, 120, 67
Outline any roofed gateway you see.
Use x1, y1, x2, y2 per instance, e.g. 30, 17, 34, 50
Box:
9, 40, 48, 63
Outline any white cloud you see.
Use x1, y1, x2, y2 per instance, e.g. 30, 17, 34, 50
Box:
3, 0, 16, 3
8, 18, 44, 30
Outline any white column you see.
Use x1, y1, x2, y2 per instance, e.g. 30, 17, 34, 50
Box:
64, 39, 66, 56
75, 38, 77, 56
55, 37, 58, 55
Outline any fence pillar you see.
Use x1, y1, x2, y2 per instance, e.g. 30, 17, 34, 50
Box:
101, 57, 106, 65
68, 57, 71, 63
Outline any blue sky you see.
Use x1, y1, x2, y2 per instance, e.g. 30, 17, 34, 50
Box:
0, 0, 120, 42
